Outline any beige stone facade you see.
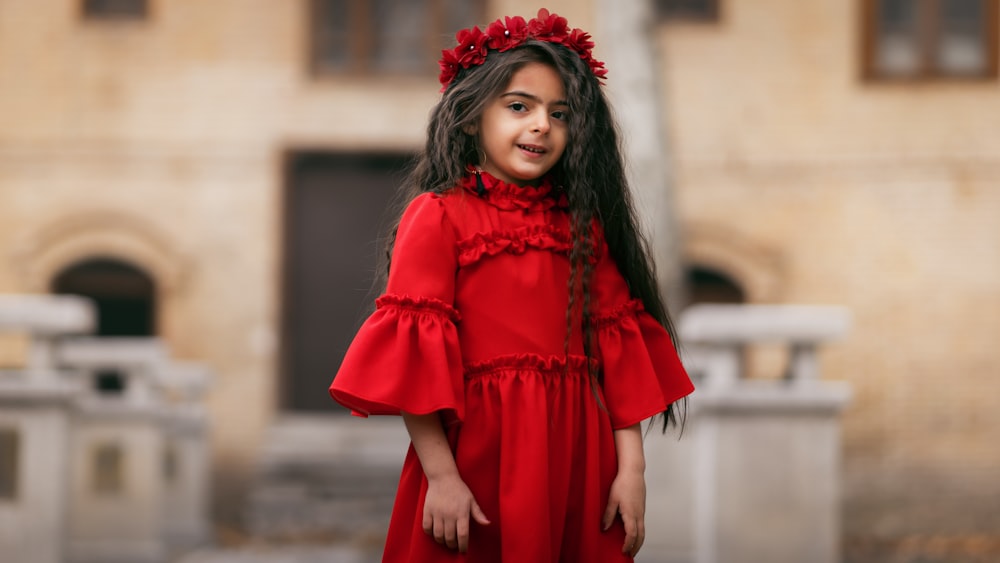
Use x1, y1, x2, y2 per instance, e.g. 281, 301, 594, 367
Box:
657, 1, 1000, 549
2, 0, 998, 557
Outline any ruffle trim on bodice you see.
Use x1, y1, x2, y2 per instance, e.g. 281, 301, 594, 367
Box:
457, 224, 573, 267
593, 299, 645, 328
460, 170, 568, 212
464, 352, 597, 379
375, 294, 461, 323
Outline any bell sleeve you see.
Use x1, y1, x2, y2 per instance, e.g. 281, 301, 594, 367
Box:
329, 192, 465, 423
592, 242, 695, 430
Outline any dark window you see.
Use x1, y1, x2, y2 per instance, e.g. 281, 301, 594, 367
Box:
163, 440, 178, 483
862, 0, 999, 79
82, 0, 149, 20
0, 429, 18, 500
93, 443, 125, 494
94, 369, 127, 395
657, 0, 720, 22
52, 259, 156, 337
310, 0, 485, 76
685, 266, 745, 306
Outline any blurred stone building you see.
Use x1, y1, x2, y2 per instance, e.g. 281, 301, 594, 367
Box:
0, 0, 998, 561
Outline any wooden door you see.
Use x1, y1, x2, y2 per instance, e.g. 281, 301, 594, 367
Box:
282, 152, 408, 411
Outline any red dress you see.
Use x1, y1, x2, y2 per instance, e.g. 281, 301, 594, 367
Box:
329, 171, 694, 563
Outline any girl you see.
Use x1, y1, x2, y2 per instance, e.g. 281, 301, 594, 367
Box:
330, 9, 693, 562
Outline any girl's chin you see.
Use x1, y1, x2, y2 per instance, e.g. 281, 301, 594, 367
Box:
510, 167, 554, 185
508, 174, 546, 186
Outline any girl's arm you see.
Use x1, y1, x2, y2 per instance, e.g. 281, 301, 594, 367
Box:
401, 412, 490, 552
602, 423, 646, 557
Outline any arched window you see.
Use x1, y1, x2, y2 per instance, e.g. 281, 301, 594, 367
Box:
685, 266, 745, 306
52, 258, 156, 337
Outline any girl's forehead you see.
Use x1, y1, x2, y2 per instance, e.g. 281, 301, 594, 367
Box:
503, 63, 567, 99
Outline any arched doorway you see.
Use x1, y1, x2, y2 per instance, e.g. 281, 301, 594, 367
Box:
52, 258, 156, 337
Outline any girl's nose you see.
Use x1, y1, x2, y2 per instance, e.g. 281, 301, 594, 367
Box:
532, 113, 550, 134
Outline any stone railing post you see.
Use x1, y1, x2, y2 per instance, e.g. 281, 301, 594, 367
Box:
156, 361, 213, 552
0, 295, 95, 563
641, 305, 852, 563
55, 337, 172, 563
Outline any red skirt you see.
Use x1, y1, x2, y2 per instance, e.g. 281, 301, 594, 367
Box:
381, 354, 634, 563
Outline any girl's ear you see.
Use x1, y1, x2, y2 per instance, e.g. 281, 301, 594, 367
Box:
462, 122, 478, 136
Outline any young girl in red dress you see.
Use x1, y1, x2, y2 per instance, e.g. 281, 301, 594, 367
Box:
329, 9, 694, 562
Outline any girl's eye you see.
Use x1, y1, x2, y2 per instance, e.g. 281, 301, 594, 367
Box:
552, 110, 568, 121
509, 102, 528, 112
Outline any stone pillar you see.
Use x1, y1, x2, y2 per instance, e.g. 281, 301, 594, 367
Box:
56, 338, 171, 563
595, 0, 685, 308
641, 305, 852, 563
0, 295, 94, 563
158, 361, 213, 551
0, 384, 80, 563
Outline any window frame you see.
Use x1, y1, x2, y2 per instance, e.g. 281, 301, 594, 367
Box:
92, 442, 126, 495
308, 0, 485, 78
80, 0, 150, 21
0, 428, 18, 501
656, 0, 721, 23
861, 0, 1000, 81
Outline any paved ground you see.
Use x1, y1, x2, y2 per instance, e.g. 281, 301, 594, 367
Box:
174, 545, 380, 563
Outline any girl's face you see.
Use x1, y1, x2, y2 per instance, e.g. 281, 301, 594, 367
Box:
476, 62, 568, 186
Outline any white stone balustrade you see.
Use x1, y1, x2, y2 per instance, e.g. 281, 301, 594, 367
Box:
0, 294, 95, 377
158, 362, 213, 551
53, 338, 172, 563
641, 304, 853, 563
0, 295, 212, 563
679, 304, 852, 388
52, 337, 213, 563
56, 337, 170, 408
0, 295, 95, 563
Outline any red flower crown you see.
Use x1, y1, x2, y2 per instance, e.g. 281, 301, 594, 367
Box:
438, 8, 608, 90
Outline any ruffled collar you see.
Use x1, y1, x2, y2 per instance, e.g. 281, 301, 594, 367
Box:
460, 169, 568, 211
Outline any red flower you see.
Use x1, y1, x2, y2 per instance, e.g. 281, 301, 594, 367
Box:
589, 59, 608, 81
438, 48, 461, 88
487, 15, 528, 51
527, 8, 569, 43
438, 10, 608, 89
564, 28, 595, 61
454, 26, 489, 68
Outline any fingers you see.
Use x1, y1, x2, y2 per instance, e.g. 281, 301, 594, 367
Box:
620, 516, 645, 556
422, 505, 433, 536
621, 514, 637, 554
471, 500, 491, 525
602, 499, 618, 531
428, 514, 459, 550
633, 519, 645, 557
433, 515, 447, 546
456, 514, 470, 552
444, 516, 459, 550
424, 505, 489, 552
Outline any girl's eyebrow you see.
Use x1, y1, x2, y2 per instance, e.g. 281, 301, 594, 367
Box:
500, 91, 569, 106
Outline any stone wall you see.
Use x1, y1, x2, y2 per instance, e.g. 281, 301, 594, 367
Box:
1, 0, 998, 556
657, 0, 1000, 551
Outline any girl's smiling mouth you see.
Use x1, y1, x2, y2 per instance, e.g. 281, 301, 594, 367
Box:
518, 144, 547, 154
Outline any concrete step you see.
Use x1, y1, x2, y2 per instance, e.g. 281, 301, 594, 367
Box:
243, 415, 409, 544
173, 545, 379, 563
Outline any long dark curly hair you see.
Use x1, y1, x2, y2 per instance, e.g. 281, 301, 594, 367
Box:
388, 41, 684, 430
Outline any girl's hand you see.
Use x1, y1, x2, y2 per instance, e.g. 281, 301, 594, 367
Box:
402, 411, 491, 552
423, 473, 490, 552
602, 468, 646, 556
